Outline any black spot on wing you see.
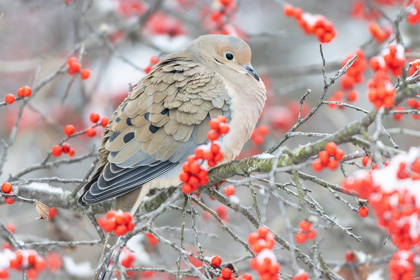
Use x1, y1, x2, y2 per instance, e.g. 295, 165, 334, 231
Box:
161, 108, 169, 115
123, 132, 135, 143
109, 132, 120, 142
149, 125, 159, 134
121, 103, 128, 112
126, 118, 133, 126
116, 117, 121, 123
145, 112, 150, 121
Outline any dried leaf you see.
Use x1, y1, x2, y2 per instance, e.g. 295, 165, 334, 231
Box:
35, 201, 50, 221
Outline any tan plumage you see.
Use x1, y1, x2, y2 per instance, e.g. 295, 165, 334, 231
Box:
79, 35, 266, 214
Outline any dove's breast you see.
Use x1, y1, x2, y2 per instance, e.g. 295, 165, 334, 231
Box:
218, 79, 266, 162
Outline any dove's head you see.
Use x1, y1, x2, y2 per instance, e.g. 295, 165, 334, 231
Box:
189, 35, 261, 83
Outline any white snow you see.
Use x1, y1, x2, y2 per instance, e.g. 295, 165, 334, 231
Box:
63, 256, 94, 278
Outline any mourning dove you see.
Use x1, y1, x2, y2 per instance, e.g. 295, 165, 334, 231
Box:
78, 34, 266, 214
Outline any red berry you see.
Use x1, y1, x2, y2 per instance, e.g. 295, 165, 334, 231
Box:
150, 56, 160, 65
52, 145, 63, 157
22, 86, 32, 98
101, 117, 110, 127
1, 182, 12, 194
219, 123, 230, 134
299, 220, 311, 232
312, 159, 323, 172
221, 268, 232, 279
325, 142, 338, 156
296, 272, 309, 280
69, 149, 75, 157
283, 4, 295, 17
6, 224, 16, 234
328, 160, 339, 170
64, 124, 75, 136
335, 149, 345, 161
347, 90, 358, 102
318, 150, 330, 165
224, 185, 235, 196
49, 208, 57, 220
145, 66, 152, 74
86, 127, 96, 137
362, 155, 371, 167
211, 256, 222, 267
27, 268, 38, 279
207, 130, 220, 141
90, 112, 100, 123
62, 143, 71, 154
5, 94, 15, 104
345, 250, 354, 262
5, 197, 15, 205
115, 225, 128, 236
69, 61, 81, 73
80, 69, 91, 80
307, 230, 317, 240
358, 206, 369, 218
295, 232, 307, 244
182, 183, 193, 194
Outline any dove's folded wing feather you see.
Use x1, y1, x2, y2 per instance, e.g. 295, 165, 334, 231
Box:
79, 53, 231, 206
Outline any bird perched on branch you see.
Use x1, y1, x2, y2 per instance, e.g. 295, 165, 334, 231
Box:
78, 34, 266, 279
79, 34, 266, 212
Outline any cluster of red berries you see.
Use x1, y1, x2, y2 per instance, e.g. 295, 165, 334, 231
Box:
117, 0, 146, 18
144, 56, 160, 74
291, 271, 309, 280
369, 22, 391, 42
247, 227, 280, 279
367, 70, 396, 109
369, 45, 405, 76
97, 210, 135, 236
9, 250, 46, 279
4, 86, 32, 105
111, 247, 136, 278
407, 0, 420, 25
409, 59, 420, 76
343, 150, 420, 252
295, 220, 317, 244
250, 125, 269, 145
180, 116, 229, 194
249, 255, 280, 280
51, 142, 75, 158
283, 4, 336, 43
145, 12, 185, 38
209, 0, 237, 32
67, 57, 90, 79
340, 49, 367, 92
312, 142, 345, 172
389, 250, 415, 280
1, 182, 16, 205
247, 226, 275, 253
211, 256, 252, 280
351, 1, 381, 20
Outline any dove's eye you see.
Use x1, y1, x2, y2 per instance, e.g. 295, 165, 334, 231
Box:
225, 52, 234, 60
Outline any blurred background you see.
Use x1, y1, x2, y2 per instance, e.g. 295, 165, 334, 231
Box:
0, 0, 419, 279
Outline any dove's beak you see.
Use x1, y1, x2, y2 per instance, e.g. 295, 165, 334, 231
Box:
243, 65, 260, 81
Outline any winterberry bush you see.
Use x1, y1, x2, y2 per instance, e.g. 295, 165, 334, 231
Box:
0, 0, 420, 279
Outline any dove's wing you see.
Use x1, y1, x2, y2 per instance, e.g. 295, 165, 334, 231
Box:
79, 53, 231, 206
